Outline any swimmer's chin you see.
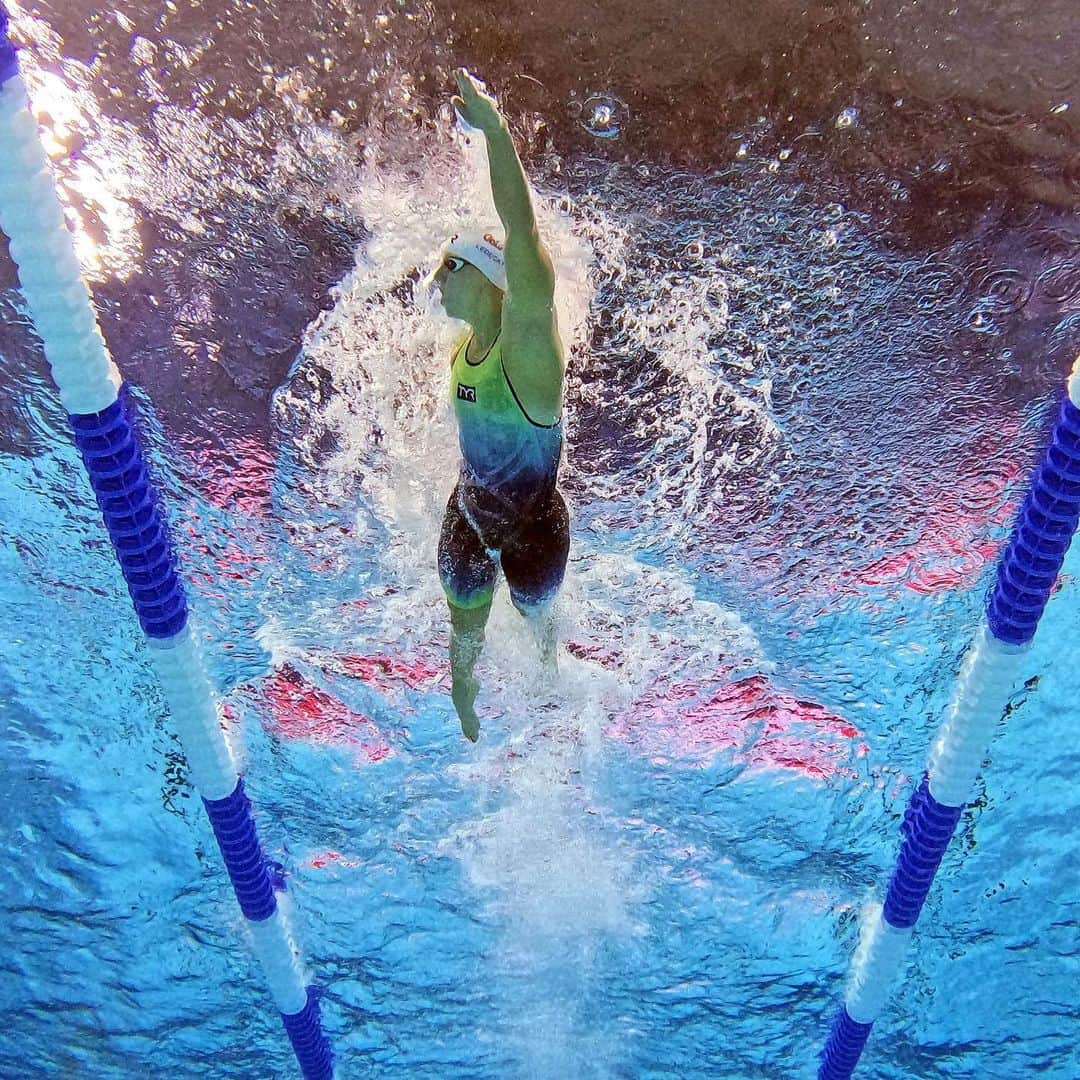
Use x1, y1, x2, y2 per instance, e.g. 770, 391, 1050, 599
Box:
419, 290, 464, 326
441, 311, 472, 334
437, 299, 468, 325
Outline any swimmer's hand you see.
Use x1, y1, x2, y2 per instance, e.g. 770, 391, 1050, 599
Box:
452, 68, 503, 136
451, 674, 481, 742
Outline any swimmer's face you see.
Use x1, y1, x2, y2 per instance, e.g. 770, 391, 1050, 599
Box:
431, 256, 493, 322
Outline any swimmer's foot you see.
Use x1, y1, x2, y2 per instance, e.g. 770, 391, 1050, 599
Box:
459, 712, 480, 742
452, 675, 481, 742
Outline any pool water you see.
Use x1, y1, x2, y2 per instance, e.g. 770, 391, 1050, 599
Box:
1, 2, 1078, 1077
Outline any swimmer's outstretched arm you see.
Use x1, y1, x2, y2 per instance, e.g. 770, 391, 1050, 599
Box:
452, 68, 563, 417
452, 70, 546, 246
453, 69, 558, 309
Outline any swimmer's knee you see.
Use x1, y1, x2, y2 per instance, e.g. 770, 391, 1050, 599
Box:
445, 587, 494, 616
438, 553, 496, 615
510, 590, 557, 620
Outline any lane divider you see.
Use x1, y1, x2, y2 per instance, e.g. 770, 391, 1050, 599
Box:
0, 10, 334, 1076
819, 359, 1080, 1078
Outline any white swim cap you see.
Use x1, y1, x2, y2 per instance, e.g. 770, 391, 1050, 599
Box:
443, 230, 507, 291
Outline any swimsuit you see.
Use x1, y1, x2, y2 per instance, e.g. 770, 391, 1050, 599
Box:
438, 333, 569, 610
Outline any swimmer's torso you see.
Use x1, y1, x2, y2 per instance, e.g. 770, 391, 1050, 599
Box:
449, 333, 562, 535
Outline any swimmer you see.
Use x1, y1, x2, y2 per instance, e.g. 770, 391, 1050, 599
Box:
428, 68, 568, 742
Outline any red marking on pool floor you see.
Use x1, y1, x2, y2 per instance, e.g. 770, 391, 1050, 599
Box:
258, 663, 392, 763
334, 653, 447, 692
840, 438, 1023, 598
177, 432, 275, 518
565, 641, 624, 669
167, 430, 279, 595
611, 672, 864, 780
306, 849, 361, 870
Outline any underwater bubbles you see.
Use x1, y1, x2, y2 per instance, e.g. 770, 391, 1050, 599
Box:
1036, 261, 1080, 306
579, 93, 629, 139
976, 267, 1034, 316
835, 107, 860, 130
908, 259, 968, 314
965, 305, 999, 334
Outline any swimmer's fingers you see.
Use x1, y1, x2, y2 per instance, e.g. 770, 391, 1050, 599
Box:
452, 68, 502, 132
451, 94, 480, 134
454, 67, 484, 98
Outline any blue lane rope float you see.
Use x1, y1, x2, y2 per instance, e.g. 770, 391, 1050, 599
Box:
0, 11, 333, 1077
68, 392, 189, 639
819, 358, 1080, 1079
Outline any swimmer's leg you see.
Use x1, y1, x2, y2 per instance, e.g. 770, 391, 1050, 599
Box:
448, 597, 493, 742
518, 600, 559, 673
503, 490, 570, 678
439, 488, 497, 742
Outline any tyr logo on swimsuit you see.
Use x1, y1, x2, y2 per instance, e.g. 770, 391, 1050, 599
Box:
457, 383, 477, 403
